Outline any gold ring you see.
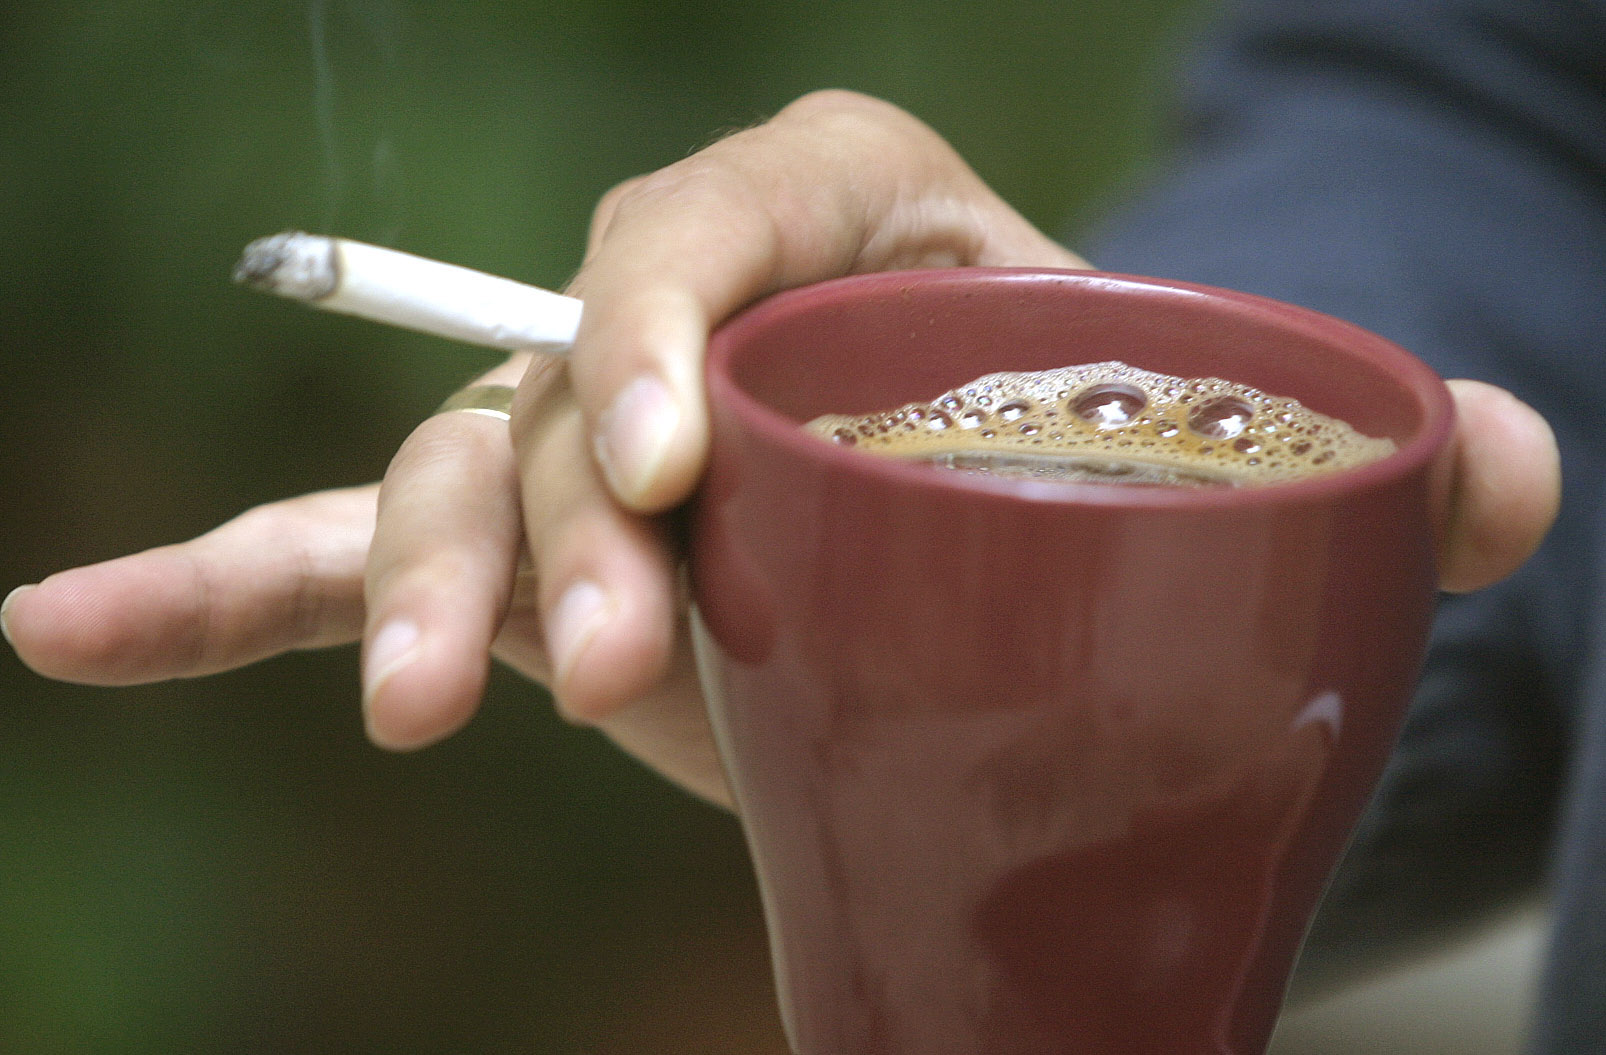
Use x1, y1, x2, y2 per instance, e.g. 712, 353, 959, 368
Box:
434, 384, 516, 421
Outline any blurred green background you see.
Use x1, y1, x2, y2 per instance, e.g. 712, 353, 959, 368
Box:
1, 1, 1202, 1050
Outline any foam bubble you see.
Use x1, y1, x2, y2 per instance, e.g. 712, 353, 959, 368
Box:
804, 361, 1396, 487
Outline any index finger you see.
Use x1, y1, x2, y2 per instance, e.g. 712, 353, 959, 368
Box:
553, 90, 1086, 513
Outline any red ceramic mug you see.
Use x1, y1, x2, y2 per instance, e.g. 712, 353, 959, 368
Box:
689, 269, 1454, 1055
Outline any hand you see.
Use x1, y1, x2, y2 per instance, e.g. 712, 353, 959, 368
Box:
2, 92, 1561, 809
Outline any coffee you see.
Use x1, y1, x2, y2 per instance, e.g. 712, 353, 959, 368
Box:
805, 361, 1395, 486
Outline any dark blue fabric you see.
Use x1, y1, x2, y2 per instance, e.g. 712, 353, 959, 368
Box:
1079, 0, 1605, 1048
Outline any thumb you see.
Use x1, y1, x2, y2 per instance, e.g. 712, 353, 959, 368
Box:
1436, 379, 1560, 593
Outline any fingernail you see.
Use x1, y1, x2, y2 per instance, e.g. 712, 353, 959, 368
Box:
595, 374, 680, 504
2, 585, 36, 649
547, 580, 612, 688
364, 619, 422, 702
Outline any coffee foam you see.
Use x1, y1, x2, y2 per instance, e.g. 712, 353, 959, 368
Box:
804, 361, 1396, 487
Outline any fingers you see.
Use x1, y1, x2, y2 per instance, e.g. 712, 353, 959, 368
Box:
510, 358, 678, 725
492, 371, 719, 798
360, 358, 529, 750
511, 365, 731, 801
3, 485, 375, 685
560, 89, 1088, 515
486, 556, 728, 805
1437, 379, 1561, 593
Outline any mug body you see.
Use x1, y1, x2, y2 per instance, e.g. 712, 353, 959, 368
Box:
691, 269, 1453, 1055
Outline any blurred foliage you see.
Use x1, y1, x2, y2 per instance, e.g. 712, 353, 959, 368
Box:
1, 0, 1202, 1050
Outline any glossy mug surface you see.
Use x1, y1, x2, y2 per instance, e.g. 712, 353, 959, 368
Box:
689, 269, 1454, 1055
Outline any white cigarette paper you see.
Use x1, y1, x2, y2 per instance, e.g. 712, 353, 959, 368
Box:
233, 231, 582, 355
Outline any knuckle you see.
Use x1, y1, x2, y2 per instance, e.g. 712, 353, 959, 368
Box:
588, 174, 649, 241
594, 174, 644, 212
387, 421, 462, 474
775, 88, 909, 138
218, 503, 340, 648
163, 548, 214, 674
384, 416, 502, 484
609, 157, 752, 222
227, 497, 309, 540
584, 158, 761, 265
778, 87, 883, 119
609, 157, 785, 273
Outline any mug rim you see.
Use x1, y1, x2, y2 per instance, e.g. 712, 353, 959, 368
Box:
704, 267, 1456, 511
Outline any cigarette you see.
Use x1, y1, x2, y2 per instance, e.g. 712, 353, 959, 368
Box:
233, 231, 582, 356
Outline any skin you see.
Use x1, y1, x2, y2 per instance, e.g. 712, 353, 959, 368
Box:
1, 91, 1561, 809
